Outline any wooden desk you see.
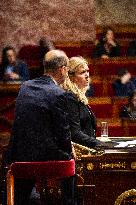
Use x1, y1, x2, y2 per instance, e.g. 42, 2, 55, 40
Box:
0, 83, 20, 94
77, 137, 136, 205
94, 57, 136, 77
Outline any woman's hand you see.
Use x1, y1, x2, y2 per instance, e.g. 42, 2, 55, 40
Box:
101, 54, 109, 59
10, 72, 19, 79
108, 39, 116, 47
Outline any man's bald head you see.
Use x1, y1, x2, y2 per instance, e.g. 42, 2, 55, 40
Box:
44, 49, 69, 73
45, 49, 67, 61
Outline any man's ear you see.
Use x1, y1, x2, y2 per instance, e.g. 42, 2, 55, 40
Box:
60, 66, 68, 75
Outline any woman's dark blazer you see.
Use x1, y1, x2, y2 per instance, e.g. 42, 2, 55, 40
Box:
67, 92, 100, 148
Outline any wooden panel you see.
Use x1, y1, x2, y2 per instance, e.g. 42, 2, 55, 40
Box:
77, 142, 136, 205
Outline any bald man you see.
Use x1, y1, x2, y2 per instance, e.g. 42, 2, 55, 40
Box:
5, 50, 76, 205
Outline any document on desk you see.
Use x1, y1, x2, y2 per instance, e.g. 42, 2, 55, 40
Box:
114, 140, 136, 148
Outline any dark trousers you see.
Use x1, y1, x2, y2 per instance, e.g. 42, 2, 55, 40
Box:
14, 179, 35, 205
61, 176, 77, 205
13, 176, 77, 205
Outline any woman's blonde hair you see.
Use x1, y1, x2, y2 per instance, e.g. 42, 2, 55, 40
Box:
62, 56, 89, 105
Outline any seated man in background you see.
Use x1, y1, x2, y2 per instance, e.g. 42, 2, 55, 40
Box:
0, 46, 29, 83
112, 68, 136, 97
94, 27, 120, 59
127, 40, 136, 57
120, 90, 136, 120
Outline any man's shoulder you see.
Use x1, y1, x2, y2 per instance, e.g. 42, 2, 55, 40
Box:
20, 76, 66, 98
17, 77, 67, 110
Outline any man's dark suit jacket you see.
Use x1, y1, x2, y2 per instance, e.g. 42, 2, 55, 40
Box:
67, 93, 99, 148
6, 76, 72, 164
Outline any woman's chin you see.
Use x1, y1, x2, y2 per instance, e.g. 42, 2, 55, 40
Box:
78, 83, 89, 91
83, 85, 89, 92
86, 83, 90, 89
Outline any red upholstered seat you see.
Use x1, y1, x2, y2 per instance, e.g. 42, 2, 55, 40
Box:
97, 62, 121, 76
108, 126, 125, 137
2, 108, 15, 121
26, 60, 41, 68
107, 82, 115, 97
112, 97, 128, 118
96, 60, 136, 76
0, 95, 16, 132
88, 63, 95, 75
19, 45, 93, 68
116, 32, 136, 39
0, 121, 12, 132
120, 45, 128, 56
93, 82, 104, 97
92, 80, 115, 97
88, 97, 113, 118
128, 126, 136, 136
0, 96, 16, 107
18, 45, 41, 60
81, 45, 95, 58
90, 104, 113, 118
18, 45, 41, 68
56, 44, 95, 58
7, 160, 75, 205
96, 125, 125, 137
9, 160, 75, 179
56, 46, 83, 57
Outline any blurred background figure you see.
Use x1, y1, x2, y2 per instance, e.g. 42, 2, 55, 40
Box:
39, 37, 55, 71
94, 27, 120, 59
120, 90, 136, 120
85, 78, 94, 97
112, 68, 136, 96
127, 40, 136, 57
0, 46, 29, 83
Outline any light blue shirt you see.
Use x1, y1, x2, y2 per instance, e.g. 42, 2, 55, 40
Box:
5, 65, 14, 74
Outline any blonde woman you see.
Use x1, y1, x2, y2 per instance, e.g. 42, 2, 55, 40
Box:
62, 56, 101, 148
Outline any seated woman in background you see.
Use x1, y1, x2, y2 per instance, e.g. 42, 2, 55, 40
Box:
62, 56, 101, 148
94, 27, 120, 59
120, 90, 136, 120
0, 46, 29, 82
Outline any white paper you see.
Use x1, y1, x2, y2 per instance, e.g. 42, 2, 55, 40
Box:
114, 141, 128, 148
114, 139, 136, 148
